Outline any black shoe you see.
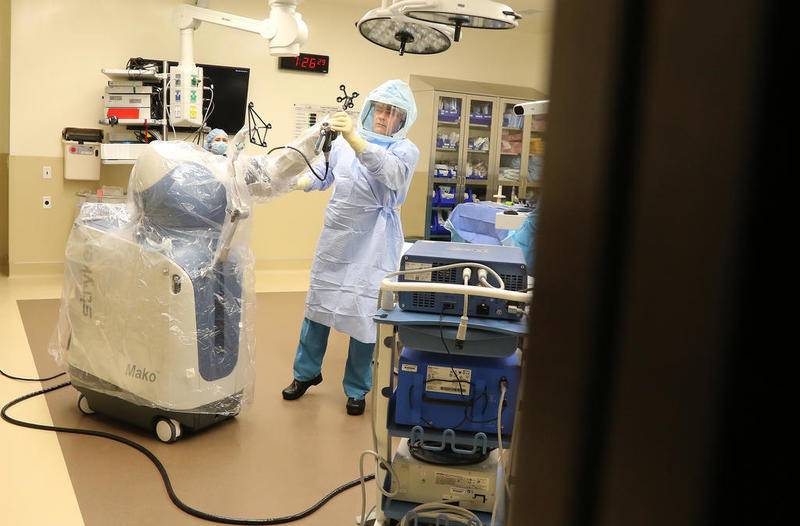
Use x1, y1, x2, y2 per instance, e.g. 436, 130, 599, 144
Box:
282, 374, 323, 400
346, 397, 366, 416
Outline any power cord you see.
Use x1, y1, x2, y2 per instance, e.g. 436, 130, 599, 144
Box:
387, 262, 505, 289
357, 328, 402, 526
188, 85, 216, 144
496, 380, 511, 497
165, 79, 177, 139
0, 368, 66, 382
266, 145, 328, 182
456, 269, 471, 347
490, 380, 511, 526
1, 381, 374, 525
438, 310, 467, 399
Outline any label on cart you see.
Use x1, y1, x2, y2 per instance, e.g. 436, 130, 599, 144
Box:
446, 487, 475, 501
70, 145, 96, 156
401, 364, 418, 373
403, 261, 432, 281
435, 472, 490, 492
426, 366, 472, 396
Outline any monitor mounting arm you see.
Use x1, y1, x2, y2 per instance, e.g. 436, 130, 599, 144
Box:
174, 1, 308, 65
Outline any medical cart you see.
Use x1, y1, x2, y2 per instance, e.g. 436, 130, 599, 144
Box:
368, 305, 528, 525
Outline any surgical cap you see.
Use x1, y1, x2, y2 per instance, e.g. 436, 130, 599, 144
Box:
204, 128, 228, 151
358, 80, 418, 145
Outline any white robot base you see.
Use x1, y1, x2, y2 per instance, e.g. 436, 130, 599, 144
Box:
71, 367, 241, 444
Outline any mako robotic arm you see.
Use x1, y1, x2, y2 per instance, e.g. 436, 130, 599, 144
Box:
230, 119, 334, 202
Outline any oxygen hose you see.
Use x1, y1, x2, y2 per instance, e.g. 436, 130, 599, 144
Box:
1, 380, 375, 525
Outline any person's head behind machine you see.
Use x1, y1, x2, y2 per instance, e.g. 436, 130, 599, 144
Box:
204, 128, 229, 155
358, 80, 417, 145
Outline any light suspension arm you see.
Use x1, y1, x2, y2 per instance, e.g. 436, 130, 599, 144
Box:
174, 1, 308, 60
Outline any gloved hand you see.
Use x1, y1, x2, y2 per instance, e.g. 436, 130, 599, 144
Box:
294, 174, 314, 192
330, 111, 368, 155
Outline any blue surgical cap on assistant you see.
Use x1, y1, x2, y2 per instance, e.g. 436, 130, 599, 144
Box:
204, 128, 228, 151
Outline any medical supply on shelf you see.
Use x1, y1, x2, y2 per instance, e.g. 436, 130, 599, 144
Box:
100, 143, 150, 165
502, 109, 524, 129
470, 102, 493, 126
438, 97, 461, 122
500, 129, 523, 154
466, 161, 488, 180
437, 131, 460, 149
498, 167, 520, 181
470, 136, 490, 151
434, 163, 452, 178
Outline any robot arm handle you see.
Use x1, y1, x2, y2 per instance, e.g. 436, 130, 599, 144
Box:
234, 118, 332, 203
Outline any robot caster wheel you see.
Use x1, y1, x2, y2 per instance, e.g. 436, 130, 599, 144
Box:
154, 418, 183, 443
77, 394, 95, 415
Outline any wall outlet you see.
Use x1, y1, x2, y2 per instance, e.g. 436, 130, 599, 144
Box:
43, 165, 52, 179
42, 196, 52, 209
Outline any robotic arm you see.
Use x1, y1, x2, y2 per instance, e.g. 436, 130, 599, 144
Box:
231, 119, 335, 203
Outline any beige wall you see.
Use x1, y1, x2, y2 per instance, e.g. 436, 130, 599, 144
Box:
1, 0, 10, 272
7, 0, 551, 274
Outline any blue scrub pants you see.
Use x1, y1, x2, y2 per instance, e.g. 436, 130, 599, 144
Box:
293, 318, 375, 400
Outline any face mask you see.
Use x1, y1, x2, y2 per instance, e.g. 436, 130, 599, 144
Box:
210, 142, 228, 156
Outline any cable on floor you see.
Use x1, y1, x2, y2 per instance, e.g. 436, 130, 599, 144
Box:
0, 368, 66, 382
1, 381, 374, 525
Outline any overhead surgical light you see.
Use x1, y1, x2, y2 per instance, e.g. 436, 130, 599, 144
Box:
395, 0, 521, 42
357, 1, 520, 55
357, 3, 455, 56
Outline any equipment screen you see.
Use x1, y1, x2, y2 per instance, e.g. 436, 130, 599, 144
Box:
197, 63, 250, 134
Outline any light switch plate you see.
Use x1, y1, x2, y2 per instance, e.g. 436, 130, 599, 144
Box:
43, 165, 52, 179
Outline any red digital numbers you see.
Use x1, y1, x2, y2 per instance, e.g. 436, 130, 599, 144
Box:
286, 55, 328, 72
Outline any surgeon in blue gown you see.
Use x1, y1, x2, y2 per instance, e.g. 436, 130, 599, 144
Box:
282, 80, 419, 415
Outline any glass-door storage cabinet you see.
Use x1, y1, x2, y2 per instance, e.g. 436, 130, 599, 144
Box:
405, 77, 547, 241
424, 95, 546, 240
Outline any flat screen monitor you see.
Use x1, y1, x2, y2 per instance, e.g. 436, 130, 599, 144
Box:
195, 62, 250, 134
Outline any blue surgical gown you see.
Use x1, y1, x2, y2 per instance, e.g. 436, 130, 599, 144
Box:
303, 137, 420, 344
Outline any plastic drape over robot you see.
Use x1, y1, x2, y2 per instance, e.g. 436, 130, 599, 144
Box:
49, 121, 330, 416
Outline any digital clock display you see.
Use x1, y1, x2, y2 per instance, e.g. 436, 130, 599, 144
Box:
278, 53, 330, 74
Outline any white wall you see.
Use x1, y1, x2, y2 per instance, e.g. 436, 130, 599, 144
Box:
7, 0, 551, 272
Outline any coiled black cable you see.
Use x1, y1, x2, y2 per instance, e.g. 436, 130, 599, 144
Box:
1, 381, 375, 525
0, 368, 66, 382
267, 145, 329, 182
